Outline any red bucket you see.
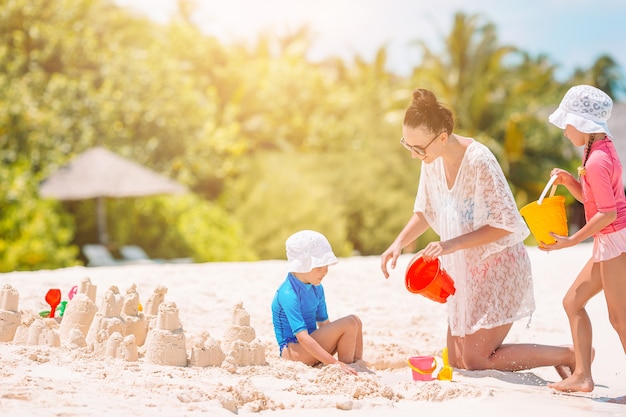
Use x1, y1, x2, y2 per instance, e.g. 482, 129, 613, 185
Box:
405, 254, 456, 303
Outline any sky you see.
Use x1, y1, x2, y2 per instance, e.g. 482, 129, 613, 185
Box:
112, 0, 626, 86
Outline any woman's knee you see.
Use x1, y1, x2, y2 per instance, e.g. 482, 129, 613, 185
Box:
461, 351, 489, 371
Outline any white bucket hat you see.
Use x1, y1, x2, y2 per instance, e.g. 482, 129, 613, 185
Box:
548, 84, 613, 138
286, 230, 338, 273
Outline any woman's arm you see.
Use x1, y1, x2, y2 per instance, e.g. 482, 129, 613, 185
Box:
420, 225, 510, 260
381, 212, 430, 278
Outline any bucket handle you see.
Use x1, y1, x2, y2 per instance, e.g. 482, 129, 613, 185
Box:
537, 175, 558, 205
407, 357, 437, 374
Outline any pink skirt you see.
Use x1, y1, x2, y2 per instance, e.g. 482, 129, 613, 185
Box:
593, 227, 626, 261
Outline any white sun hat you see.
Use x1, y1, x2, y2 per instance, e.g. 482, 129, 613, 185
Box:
548, 84, 613, 138
286, 230, 338, 273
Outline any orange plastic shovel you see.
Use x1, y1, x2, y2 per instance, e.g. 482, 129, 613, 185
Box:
45, 288, 62, 318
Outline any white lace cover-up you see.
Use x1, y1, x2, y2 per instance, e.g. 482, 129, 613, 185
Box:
414, 140, 535, 337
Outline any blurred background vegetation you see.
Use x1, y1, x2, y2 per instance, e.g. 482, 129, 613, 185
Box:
1, 0, 625, 271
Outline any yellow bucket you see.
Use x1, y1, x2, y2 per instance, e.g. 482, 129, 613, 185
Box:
520, 175, 568, 246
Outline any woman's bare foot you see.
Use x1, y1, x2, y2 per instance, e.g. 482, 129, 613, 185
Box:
548, 373, 594, 393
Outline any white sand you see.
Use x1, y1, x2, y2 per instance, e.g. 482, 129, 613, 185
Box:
0, 242, 624, 416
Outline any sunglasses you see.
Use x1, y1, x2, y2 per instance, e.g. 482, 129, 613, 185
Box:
400, 130, 445, 156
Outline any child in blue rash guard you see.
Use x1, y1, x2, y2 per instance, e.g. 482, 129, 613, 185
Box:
271, 230, 363, 375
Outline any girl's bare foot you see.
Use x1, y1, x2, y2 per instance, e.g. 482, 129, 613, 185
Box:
548, 373, 594, 393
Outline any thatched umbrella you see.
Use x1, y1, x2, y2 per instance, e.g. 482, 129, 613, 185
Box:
39, 147, 187, 244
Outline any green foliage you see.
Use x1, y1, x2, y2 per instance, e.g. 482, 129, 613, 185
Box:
317, 151, 417, 256
225, 152, 352, 260
67, 194, 255, 263
225, 149, 420, 258
409, 12, 581, 208
174, 195, 256, 262
0, 159, 79, 271
0, 1, 623, 269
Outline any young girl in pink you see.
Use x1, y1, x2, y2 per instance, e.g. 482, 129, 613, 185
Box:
543, 85, 626, 396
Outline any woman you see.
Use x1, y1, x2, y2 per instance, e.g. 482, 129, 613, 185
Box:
381, 88, 575, 377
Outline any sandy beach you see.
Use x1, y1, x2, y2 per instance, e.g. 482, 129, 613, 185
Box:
0, 242, 624, 417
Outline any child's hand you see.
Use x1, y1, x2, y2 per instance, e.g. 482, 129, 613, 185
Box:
550, 168, 577, 186
538, 233, 573, 252
338, 361, 358, 376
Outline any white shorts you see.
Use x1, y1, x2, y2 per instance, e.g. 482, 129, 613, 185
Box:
593, 227, 626, 261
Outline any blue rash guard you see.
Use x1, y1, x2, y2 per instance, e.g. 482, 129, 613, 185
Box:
271, 273, 328, 355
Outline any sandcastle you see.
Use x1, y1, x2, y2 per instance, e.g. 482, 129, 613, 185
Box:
86, 285, 128, 355
121, 284, 147, 346
13, 315, 61, 347
59, 279, 141, 360
59, 277, 98, 343
142, 285, 167, 335
0, 284, 21, 342
0, 279, 267, 371
221, 302, 267, 369
105, 332, 138, 361
189, 331, 225, 367
144, 301, 187, 366
5, 283, 60, 347
65, 327, 87, 349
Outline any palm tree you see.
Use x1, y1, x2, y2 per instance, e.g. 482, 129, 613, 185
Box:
407, 12, 573, 206
409, 12, 518, 137
568, 54, 625, 101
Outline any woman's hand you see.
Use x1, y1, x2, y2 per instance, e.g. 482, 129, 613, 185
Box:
420, 241, 450, 262
380, 243, 402, 279
420, 226, 509, 262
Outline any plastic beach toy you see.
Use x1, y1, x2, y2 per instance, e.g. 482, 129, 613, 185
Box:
520, 175, 568, 247
45, 288, 62, 318
68, 285, 78, 300
405, 254, 456, 303
407, 348, 454, 382
407, 356, 437, 381
437, 347, 453, 381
